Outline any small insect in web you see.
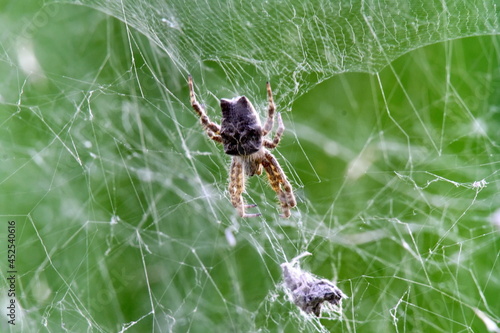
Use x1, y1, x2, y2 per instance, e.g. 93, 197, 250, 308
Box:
281, 252, 347, 317
188, 75, 296, 218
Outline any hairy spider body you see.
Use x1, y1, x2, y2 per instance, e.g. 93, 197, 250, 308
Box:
220, 97, 262, 155
188, 75, 296, 217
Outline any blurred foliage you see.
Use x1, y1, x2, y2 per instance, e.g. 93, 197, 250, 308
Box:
0, 1, 499, 332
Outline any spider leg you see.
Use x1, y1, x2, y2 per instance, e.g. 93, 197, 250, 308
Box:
262, 150, 296, 218
206, 130, 223, 143
229, 157, 261, 218
263, 112, 284, 149
188, 75, 222, 143
261, 81, 275, 136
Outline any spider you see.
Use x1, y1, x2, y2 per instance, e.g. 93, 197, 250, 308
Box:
188, 75, 296, 218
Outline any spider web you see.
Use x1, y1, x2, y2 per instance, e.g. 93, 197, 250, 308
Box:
1, 0, 500, 332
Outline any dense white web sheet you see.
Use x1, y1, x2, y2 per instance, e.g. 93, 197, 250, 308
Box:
1, 0, 500, 332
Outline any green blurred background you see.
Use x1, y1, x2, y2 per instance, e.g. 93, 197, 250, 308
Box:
1, 0, 499, 332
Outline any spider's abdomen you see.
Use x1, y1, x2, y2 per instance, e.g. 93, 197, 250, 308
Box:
220, 96, 262, 156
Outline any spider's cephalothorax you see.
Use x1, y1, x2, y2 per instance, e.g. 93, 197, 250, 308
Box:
188, 75, 296, 218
